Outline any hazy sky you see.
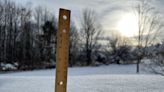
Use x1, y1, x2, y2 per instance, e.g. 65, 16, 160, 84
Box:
10, 0, 164, 37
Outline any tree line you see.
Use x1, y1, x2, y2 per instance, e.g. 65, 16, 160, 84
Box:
0, 0, 57, 70
0, 0, 102, 70
0, 0, 164, 74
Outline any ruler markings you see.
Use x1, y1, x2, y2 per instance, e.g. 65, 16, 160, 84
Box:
55, 8, 71, 92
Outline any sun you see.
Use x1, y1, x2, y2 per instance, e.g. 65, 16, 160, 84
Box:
117, 13, 138, 37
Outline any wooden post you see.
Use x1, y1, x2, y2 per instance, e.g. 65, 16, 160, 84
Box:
55, 8, 71, 92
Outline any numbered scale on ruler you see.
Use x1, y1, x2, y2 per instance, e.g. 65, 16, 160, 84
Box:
55, 9, 71, 92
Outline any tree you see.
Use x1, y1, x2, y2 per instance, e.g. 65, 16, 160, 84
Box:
69, 22, 79, 66
17, 7, 34, 69
106, 32, 132, 64
34, 6, 43, 34
41, 18, 57, 65
0, 0, 22, 65
133, 0, 163, 73
0, 0, 60, 70
80, 9, 102, 65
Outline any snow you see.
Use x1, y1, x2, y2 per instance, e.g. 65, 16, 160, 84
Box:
0, 63, 17, 71
0, 64, 164, 92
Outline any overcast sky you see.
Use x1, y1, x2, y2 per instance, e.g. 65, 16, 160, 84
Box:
10, 0, 164, 37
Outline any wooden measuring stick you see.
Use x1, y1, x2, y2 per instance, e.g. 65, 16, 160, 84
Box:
55, 8, 71, 92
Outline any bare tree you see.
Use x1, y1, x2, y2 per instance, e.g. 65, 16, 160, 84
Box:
18, 7, 33, 69
133, 0, 163, 73
106, 32, 131, 64
80, 9, 102, 65
69, 22, 79, 66
0, 0, 22, 64
34, 6, 43, 34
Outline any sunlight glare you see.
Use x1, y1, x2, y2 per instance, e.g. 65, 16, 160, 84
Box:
117, 13, 138, 37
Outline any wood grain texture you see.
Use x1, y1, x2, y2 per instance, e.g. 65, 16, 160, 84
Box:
55, 8, 71, 92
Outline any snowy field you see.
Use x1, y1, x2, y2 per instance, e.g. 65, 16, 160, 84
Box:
0, 64, 164, 92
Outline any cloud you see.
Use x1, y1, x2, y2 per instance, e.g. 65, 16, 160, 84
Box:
10, 0, 164, 38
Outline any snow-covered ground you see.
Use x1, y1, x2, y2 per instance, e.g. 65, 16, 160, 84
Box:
0, 64, 164, 92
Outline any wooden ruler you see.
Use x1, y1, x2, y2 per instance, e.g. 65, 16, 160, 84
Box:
55, 8, 71, 92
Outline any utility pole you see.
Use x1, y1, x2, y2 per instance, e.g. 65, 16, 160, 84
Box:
55, 8, 71, 92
